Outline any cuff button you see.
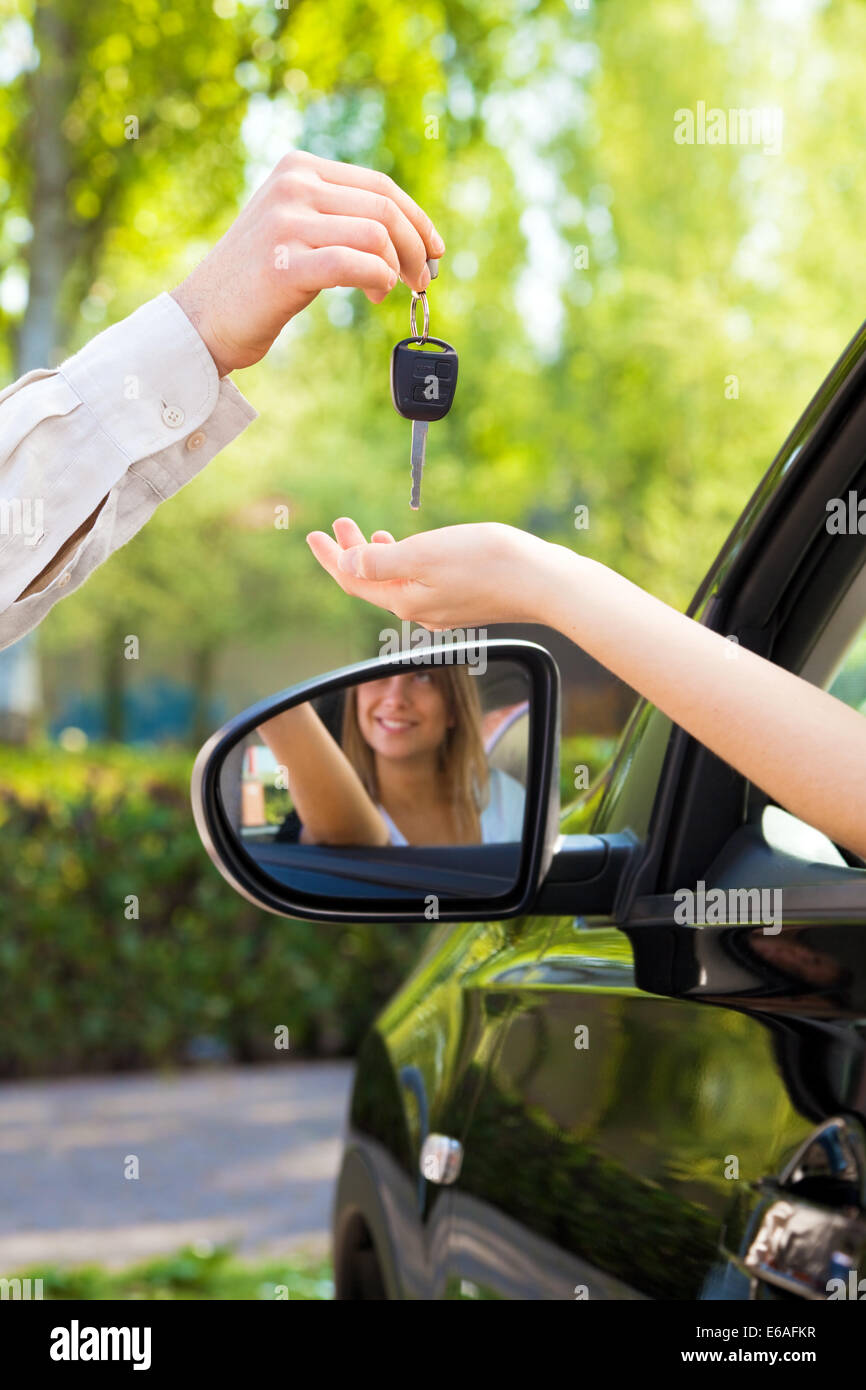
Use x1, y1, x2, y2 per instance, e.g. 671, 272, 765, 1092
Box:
185, 430, 206, 451
161, 403, 185, 428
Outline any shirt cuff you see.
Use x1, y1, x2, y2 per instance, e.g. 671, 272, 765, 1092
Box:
58, 291, 226, 464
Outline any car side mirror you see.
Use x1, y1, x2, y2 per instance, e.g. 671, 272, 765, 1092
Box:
191, 639, 561, 922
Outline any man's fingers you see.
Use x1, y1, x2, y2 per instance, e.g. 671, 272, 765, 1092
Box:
295, 245, 397, 300
302, 214, 400, 281
311, 182, 431, 293
371, 530, 396, 543
306, 153, 445, 258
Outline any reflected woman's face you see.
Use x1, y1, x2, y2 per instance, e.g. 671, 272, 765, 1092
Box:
355, 672, 454, 763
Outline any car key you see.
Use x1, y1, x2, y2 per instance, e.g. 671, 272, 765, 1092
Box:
390, 290, 458, 509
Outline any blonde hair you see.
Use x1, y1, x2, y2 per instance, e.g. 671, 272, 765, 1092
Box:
341, 665, 489, 843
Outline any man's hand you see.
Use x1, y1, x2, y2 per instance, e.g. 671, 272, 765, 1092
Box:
171, 150, 445, 376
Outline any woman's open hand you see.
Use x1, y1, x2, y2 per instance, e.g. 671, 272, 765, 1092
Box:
306, 517, 554, 630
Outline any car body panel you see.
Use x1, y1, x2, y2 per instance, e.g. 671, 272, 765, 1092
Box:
440, 917, 853, 1300
340, 915, 554, 1297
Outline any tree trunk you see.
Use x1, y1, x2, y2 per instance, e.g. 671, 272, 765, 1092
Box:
16, 4, 78, 374
0, 5, 79, 745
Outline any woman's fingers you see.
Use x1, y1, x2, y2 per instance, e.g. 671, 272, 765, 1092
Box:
338, 536, 428, 582
331, 518, 396, 550
317, 519, 433, 584
307, 530, 397, 597
306, 532, 373, 601
307, 530, 353, 580
306, 530, 431, 621
331, 517, 369, 550
308, 519, 538, 631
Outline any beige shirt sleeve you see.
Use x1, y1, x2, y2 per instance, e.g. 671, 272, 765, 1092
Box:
0, 292, 258, 651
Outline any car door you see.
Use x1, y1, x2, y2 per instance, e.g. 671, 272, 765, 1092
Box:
441, 322, 866, 1300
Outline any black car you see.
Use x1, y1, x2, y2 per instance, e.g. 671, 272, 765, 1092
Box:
193, 321, 866, 1301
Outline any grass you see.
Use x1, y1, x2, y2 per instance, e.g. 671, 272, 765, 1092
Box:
15, 1243, 333, 1301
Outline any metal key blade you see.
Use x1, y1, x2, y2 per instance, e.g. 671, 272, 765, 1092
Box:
410, 419, 428, 510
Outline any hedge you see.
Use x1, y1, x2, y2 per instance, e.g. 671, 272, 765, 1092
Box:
0, 745, 425, 1078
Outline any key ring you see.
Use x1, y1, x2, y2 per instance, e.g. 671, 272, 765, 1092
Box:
409, 290, 429, 344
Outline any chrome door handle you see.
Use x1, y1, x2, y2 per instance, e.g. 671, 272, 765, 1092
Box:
420, 1134, 463, 1186
723, 1116, 866, 1299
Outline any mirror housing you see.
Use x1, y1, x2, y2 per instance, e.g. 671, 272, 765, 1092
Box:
191, 639, 561, 923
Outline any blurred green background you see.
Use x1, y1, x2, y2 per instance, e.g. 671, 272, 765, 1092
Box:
2, 0, 866, 1075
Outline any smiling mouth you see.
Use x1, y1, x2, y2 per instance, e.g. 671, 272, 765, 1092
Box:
375, 716, 417, 732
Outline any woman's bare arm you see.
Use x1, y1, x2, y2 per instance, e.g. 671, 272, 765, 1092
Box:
258, 702, 389, 847
306, 518, 866, 861
544, 548, 866, 859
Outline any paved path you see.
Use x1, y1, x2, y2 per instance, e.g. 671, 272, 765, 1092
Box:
0, 1061, 353, 1271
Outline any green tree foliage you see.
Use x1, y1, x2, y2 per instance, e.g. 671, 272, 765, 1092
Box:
3, 0, 866, 728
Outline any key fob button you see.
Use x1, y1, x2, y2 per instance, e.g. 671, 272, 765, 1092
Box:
390, 337, 458, 422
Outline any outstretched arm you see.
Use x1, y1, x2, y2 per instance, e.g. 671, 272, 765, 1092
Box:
0, 151, 443, 651
258, 700, 389, 847
307, 518, 866, 861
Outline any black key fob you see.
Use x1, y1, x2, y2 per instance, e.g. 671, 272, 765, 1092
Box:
390, 337, 458, 422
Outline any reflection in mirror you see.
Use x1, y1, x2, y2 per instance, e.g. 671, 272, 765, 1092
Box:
219, 658, 532, 903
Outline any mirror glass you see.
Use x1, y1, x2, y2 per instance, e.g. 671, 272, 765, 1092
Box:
218, 657, 532, 904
